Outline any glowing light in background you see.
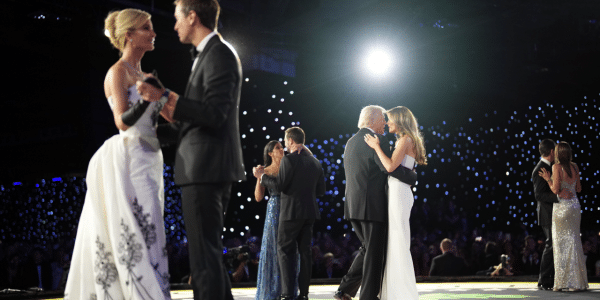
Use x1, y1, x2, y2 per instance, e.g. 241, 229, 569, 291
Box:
364, 47, 396, 77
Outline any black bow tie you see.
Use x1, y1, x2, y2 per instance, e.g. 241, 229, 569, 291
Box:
190, 47, 199, 61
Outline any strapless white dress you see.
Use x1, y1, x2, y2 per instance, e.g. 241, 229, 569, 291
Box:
380, 155, 418, 300
64, 86, 171, 300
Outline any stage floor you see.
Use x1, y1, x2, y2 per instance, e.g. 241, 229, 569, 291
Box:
29, 282, 600, 300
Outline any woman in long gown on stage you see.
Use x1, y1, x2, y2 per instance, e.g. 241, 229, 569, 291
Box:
539, 142, 588, 292
365, 106, 427, 300
254, 141, 299, 300
64, 9, 172, 300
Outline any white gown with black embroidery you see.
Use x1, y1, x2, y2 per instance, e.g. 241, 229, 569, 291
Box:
64, 86, 171, 300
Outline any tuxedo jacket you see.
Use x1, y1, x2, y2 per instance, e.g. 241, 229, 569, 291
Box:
343, 128, 418, 222
532, 160, 558, 227
429, 252, 467, 276
261, 149, 326, 221
158, 34, 245, 185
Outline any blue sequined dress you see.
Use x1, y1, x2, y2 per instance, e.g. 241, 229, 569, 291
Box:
255, 189, 298, 300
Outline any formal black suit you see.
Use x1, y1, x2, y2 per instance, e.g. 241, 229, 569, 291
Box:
337, 128, 417, 300
262, 148, 326, 298
532, 159, 558, 288
158, 33, 245, 300
429, 252, 467, 276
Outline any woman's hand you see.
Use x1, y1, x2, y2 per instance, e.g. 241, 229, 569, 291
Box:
252, 165, 265, 179
136, 79, 165, 102
538, 168, 551, 181
364, 134, 380, 149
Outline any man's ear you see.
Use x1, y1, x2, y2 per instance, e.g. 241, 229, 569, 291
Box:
187, 10, 198, 26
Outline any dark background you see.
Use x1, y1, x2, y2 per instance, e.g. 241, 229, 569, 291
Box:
1, 0, 599, 241
3, 0, 600, 182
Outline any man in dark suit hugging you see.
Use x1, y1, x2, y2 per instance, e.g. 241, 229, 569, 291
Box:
532, 139, 558, 290
254, 127, 326, 300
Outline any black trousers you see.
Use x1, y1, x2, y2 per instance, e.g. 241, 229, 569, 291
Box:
278, 218, 315, 297
181, 183, 233, 300
338, 220, 387, 300
538, 224, 555, 287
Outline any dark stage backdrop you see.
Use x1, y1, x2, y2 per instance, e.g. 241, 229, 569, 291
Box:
2, 0, 600, 246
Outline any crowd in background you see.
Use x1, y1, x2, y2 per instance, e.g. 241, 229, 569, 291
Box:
2, 195, 599, 291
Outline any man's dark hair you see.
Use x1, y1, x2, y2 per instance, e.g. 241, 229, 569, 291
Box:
538, 139, 555, 157
174, 0, 220, 31
285, 127, 305, 145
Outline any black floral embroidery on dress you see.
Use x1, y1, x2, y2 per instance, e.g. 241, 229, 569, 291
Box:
132, 198, 157, 249
118, 219, 155, 299
118, 220, 143, 269
94, 237, 118, 299
161, 270, 171, 297
160, 245, 171, 296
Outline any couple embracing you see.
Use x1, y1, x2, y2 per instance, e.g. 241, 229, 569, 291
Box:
335, 105, 427, 300
65, 1, 245, 300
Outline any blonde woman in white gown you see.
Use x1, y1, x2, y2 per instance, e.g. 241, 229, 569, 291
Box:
365, 106, 427, 300
64, 9, 174, 300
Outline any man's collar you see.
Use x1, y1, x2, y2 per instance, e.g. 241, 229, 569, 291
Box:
196, 31, 217, 53
540, 157, 551, 166
364, 127, 375, 134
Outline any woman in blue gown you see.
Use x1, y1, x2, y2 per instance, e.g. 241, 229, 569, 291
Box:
254, 141, 298, 300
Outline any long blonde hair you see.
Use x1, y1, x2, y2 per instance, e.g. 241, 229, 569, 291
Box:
386, 106, 427, 165
104, 9, 151, 54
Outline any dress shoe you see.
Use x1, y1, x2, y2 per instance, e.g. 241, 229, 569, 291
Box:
279, 295, 293, 300
295, 296, 309, 300
537, 285, 552, 290
333, 290, 352, 300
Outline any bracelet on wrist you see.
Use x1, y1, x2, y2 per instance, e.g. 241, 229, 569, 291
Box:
158, 89, 170, 105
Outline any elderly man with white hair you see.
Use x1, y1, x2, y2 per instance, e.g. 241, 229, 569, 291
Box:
334, 105, 417, 300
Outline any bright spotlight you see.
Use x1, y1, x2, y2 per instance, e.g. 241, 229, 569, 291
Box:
364, 48, 395, 77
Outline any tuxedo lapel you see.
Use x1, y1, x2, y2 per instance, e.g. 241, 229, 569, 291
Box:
195, 36, 215, 65
185, 35, 221, 94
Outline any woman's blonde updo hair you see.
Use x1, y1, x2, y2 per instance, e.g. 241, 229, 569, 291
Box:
104, 9, 151, 53
386, 106, 428, 165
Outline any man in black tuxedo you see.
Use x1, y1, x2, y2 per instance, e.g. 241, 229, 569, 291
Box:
137, 1, 245, 299
254, 127, 326, 300
532, 139, 558, 290
335, 105, 417, 300
429, 238, 467, 276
